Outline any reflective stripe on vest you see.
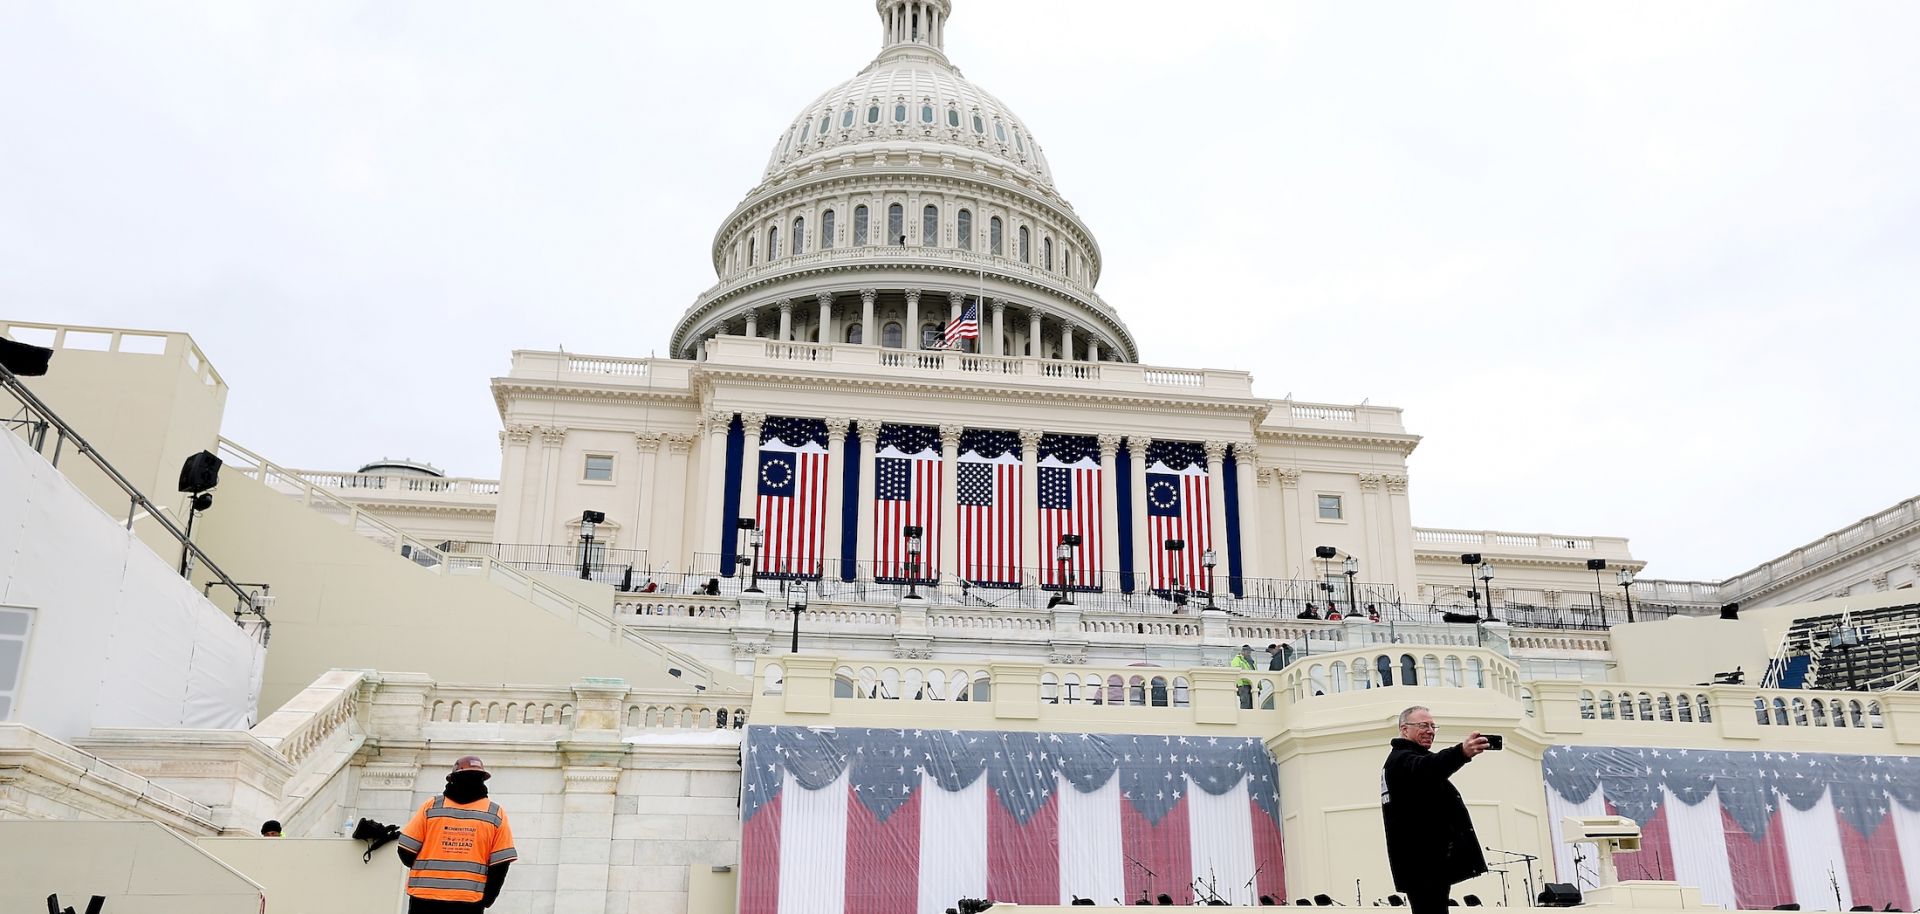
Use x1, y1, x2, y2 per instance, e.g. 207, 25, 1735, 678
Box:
412, 858, 488, 875
489, 848, 519, 865
408, 875, 486, 892
425, 805, 503, 827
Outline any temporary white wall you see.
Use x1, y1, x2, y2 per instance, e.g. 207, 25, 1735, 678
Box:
0, 431, 263, 739
0, 821, 264, 914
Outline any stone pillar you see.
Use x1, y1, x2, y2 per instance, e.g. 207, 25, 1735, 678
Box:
905, 288, 922, 350
1234, 445, 1262, 581
1028, 310, 1043, 357
737, 413, 767, 535
1087, 337, 1100, 361
1358, 474, 1386, 594
990, 299, 1007, 356
1204, 441, 1230, 593
1275, 467, 1303, 580
697, 412, 732, 571
743, 309, 758, 339
659, 433, 695, 570
938, 423, 962, 582
554, 763, 622, 914
495, 425, 536, 543
633, 432, 662, 555
1019, 428, 1042, 577
855, 423, 881, 579
859, 287, 877, 346
1060, 323, 1075, 361
817, 292, 835, 344
948, 289, 964, 323
776, 299, 794, 342
823, 418, 850, 579
1097, 434, 1121, 589
1128, 435, 1153, 588
536, 427, 567, 543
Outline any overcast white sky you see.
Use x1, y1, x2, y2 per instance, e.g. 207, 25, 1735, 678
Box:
3, 2, 1916, 580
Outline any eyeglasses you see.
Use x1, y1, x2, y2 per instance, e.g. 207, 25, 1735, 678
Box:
1402, 722, 1437, 731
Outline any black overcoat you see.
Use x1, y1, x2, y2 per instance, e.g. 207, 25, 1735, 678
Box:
1380, 737, 1488, 892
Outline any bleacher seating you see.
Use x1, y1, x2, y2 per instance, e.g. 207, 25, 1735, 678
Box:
1779, 602, 1920, 691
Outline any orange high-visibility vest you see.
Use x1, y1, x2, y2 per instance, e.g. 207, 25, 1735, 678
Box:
398, 796, 518, 902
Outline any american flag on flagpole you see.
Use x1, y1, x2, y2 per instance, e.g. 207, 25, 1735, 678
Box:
873, 424, 941, 581
1039, 433, 1102, 590
956, 429, 1021, 586
1145, 441, 1211, 593
943, 300, 980, 349
756, 417, 829, 578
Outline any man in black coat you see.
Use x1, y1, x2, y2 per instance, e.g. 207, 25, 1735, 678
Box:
1381, 706, 1489, 914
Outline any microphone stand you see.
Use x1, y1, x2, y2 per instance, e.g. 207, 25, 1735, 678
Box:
1243, 861, 1266, 906
1124, 851, 1157, 905
1485, 846, 1539, 906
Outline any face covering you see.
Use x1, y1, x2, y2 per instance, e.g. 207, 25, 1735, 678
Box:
443, 771, 490, 803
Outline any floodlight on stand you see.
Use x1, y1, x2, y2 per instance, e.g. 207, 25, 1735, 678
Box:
788, 584, 809, 652
903, 525, 925, 599
1477, 562, 1496, 621
744, 524, 765, 593
1343, 556, 1359, 617
1616, 567, 1637, 622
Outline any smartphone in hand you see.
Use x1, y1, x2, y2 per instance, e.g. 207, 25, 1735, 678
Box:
1484, 734, 1504, 751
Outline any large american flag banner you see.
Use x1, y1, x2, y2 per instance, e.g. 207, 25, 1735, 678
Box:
956, 429, 1021, 587
1544, 744, 1920, 911
1039, 433, 1102, 590
873, 424, 940, 581
1145, 440, 1212, 593
757, 417, 829, 579
740, 726, 1286, 914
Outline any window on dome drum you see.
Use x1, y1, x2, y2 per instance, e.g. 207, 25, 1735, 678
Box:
882, 321, 903, 348
792, 217, 804, 256
957, 209, 972, 251
972, 113, 984, 133
842, 108, 855, 129
921, 103, 934, 123
922, 205, 938, 246
798, 122, 809, 144
990, 216, 1003, 255
748, 237, 757, 265
1317, 494, 1344, 520
0, 606, 31, 721
845, 323, 862, 344
867, 105, 880, 124
1015, 130, 1026, 154
1042, 237, 1053, 271
768, 227, 779, 260
584, 454, 614, 482
947, 107, 960, 128
1018, 226, 1030, 263
854, 205, 869, 245
887, 204, 903, 244
994, 120, 1006, 142
894, 103, 907, 123
921, 324, 941, 349
819, 114, 831, 135
821, 210, 835, 249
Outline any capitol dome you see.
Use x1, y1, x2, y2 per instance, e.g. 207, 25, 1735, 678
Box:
671, 0, 1137, 364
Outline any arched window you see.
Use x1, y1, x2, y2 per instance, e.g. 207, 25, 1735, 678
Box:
922, 205, 939, 246
821, 210, 836, 249
845, 323, 862, 344
1375, 655, 1394, 687
994, 119, 1007, 142
791, 217, 805, 256
887, 204, 904, 244
947, 106, 960, 128
867, 104, 880, 124
1042, 237, 1053, 270
972, 112, 985, 134
854, 205, 869, 246
819, 113, 831, 136
1018, 226, 1030, 263
842, 107, 855, 129
921, 102, 934, 123
894, 102, 907, 123
989, 216, 1004, 255
768, 226, 779, 260
1399, 654, 1418, 686
882, 322, 903, 348
957, 209, 973, 251
1599, 692, 1615, 719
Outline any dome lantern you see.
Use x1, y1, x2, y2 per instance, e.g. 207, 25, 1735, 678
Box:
877, 0, 952, 55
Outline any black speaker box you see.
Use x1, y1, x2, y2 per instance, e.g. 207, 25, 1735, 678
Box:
1538, 883, 1583, 907
178, 450, 222, 494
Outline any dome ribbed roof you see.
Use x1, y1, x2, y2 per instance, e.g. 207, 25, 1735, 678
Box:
761, 2, 1053, 188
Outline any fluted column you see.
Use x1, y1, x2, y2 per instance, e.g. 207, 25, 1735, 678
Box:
743, 309, 758, 339
823, 417, 850, 578
1128, 435, 1152, 587
905, 288, 922, 350
990, 299, 1007, 356
1019, 428, 1042, 576
1087, 338, 1101, 362
776, 300, 794, 342
1028, 310, 1043, 357
1234, 445, 1262, 581
938, 423, 962, 582
494, 425, 535, 543
699, 411, 732, 571
737, 414, 768, 530
633, 432, 663, 555
948, 290, 966, 350
658, 433, 694, 570
817, 292, 835, 344
855, 423, 881, 578
1061, 323, 1076, 361
859, 288, 877, 346
1097, 434, 1121, 588
1204, 441, 1230, 593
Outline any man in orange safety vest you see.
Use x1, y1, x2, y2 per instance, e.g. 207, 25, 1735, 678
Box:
397, 756, 518, 912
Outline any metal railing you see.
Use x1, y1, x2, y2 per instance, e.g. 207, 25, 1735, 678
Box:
1, 362, 269, 638
216, 437, 724, 687
443, 541, 650, 587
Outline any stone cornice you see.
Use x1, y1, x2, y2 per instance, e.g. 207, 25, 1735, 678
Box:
335, 499, 497, 517
1412, 549, 1647, 573
1257, 426, 1422, 457
691, 365, 1268, 417
492, 376, 698, 416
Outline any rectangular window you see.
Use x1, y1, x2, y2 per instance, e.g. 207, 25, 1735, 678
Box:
1317, 494, 1343, 519
0, 607, 32, 721
584, 455, 614, 482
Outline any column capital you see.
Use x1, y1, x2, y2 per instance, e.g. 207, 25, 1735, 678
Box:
903, 288, 922, 305
1275, 466, 1301, 489
1096, 433, 1122, 458
1232, 443, 1259, 467
1384, 474, 1409, 494
740, 412, 768, 438
816, 291, 835, 308
1202, 440, 1228, 465
705, 410, 735, 430
938, 423, 964, 447
859, 288, 879, 306
664, 433, 695, 454
857, 422, 883, 445
1873, 572, 1891, 592
1126, 434, 1153, 454
1358, 473, 1383, 490
1018, 428, 1044, 451
538, 426, 568, 446
634, 431, 663, 449
776, 298, 794, 315
990, 298, 1008, 315
824, 417, 852, 441
948, 289, 966, 307
504, 424, 537, 445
